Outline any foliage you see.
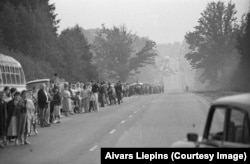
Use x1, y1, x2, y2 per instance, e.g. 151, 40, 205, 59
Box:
234, 12, 250, 90
58, 25, 97, 82
0, 0, 97, 82
93, 24, 157, 81
185, 1, 240, 83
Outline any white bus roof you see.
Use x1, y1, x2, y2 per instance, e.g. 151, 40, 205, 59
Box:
0, 53, 22, 67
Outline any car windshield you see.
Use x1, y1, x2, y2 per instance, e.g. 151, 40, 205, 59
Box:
208, 107, 226, 142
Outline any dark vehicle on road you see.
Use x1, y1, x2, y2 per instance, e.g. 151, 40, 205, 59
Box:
172, 93, 250, 148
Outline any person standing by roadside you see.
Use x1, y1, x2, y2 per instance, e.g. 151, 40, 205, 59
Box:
18, 90, 31, 145
92, 81, 100, 111
115, 81, 123, 105
99, 82, 106, 107
38, 84, 50, 127
0, 92, 7, 148
68, 84, 75, 115
62, 83, 72, 117
10, 88, 17, 100
89, 92, 96, 112
3, 87, 11, 103
23, 90, 36, 136
6, 92, 21, 145
52, 87, 61, 123
51, 73, 60, 85
31, 87, 38, 134
81, 84, 89, 113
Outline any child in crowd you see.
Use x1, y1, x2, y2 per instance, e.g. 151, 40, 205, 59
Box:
89, 92, 96, 112
74, 92, 81, 113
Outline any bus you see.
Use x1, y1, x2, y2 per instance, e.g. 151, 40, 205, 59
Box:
0, 53, 26, 92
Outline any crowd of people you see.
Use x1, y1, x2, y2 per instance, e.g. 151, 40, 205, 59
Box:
0, 80, 125, 148
0, 75, 163, 148
0, 87, 37, 147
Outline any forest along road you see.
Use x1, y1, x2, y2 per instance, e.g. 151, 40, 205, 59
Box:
0, 92, 210, 164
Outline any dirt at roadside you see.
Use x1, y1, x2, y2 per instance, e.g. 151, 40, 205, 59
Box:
194, 91, 241, 104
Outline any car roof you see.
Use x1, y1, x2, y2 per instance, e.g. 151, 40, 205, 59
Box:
26, 79, 50, 84
212, 93, 250, 112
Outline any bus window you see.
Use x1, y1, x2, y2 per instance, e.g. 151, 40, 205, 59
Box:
1, 66, 6, 84
6, 73, 11, 84
2, 73, 6, 84
0, 67, 2, 84
0, 66, 4, 72
10, 66, 17, 84
11, 74, 16, 84
15, 68, 20, 84
6, 66, 10, 73
0, 66, 4, 84
11, 67, 14, 73
15, 67, 18, 74
19, 68, 25, 84
16, 74, 20, 84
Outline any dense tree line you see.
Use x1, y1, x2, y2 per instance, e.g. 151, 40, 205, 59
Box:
0, 0, 157, 83
185, 1, 250, 91
0, 0, 96, 82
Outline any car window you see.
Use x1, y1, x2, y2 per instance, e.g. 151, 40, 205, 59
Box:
208, 107, 226, 141
226, 108, 250, 144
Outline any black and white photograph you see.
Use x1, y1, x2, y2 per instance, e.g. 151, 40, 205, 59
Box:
0, 0, 249, 164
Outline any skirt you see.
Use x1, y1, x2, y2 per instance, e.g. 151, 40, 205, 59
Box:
53, 105, 60, 116
7, 116, 18, 137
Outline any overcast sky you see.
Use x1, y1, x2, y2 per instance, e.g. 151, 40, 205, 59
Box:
51, 0, 249, 44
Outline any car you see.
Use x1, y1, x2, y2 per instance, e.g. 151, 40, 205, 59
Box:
172, 93, 250, 148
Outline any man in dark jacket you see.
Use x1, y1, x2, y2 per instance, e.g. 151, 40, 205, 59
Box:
99, 82, 106, 107
115, 81, 123, 104
38, 84, 50, 127
92, 81, 100, 111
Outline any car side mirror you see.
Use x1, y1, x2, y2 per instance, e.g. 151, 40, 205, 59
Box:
187, 133, 198, 142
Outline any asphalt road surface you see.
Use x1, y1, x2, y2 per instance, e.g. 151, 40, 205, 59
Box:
0, 91, 210, 164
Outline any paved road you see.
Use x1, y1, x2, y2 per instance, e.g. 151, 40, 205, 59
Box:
0, 91, 210, 164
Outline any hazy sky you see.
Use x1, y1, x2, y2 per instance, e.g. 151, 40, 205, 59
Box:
51, 0, 249, 44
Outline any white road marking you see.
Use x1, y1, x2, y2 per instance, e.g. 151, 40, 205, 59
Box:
89, 145, 98, 151
129, 115, 133, 118
109, 129, 116, 134
121, 120, 126, 124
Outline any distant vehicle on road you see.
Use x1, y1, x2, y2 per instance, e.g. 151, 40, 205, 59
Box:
172, 93, 250, 148
0, 53, 26, 92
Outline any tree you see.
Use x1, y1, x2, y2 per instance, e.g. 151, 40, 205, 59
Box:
93, 25, 157, 81
185, 1, 240, 84
235, 12, 250, 89
0, 0, 64, 79
58, 25, 97, 82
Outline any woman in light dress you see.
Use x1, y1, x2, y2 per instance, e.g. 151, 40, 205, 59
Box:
62, 83, 72, 116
